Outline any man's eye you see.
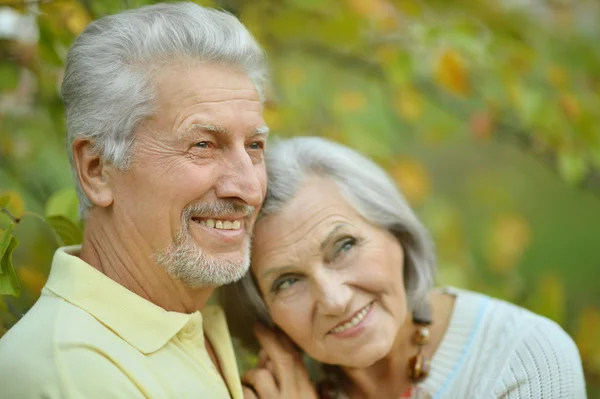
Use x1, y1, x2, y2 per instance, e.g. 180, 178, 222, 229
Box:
248, 142, 264, 150
194, 141, 210, 149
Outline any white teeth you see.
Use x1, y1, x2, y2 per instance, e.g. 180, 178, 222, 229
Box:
198, 218, 242, 230
330, 303, 372, 334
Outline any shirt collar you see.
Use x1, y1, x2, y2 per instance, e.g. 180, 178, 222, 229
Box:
43, 245, 194, 354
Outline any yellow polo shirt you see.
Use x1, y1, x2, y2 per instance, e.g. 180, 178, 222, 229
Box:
0, 246, 243, 399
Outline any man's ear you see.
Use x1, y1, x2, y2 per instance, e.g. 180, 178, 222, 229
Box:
72, 138, 114, 208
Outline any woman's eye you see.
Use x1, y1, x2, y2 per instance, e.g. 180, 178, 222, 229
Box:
338, 238, 355, 253
273, 276, 298, 293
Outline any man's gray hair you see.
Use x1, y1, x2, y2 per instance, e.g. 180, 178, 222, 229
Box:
61, 2, 268, 217
222, 136, 436, 340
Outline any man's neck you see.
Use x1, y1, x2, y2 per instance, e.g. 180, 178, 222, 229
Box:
80, 211, 213, 314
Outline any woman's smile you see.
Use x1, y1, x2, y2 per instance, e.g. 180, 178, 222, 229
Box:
327, 301, 375, 338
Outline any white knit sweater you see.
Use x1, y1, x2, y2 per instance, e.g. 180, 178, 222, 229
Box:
414, 287, 587, 399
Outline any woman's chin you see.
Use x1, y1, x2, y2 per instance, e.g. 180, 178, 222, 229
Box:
323, 343, 391, 369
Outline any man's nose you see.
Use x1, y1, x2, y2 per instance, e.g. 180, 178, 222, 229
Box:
215, 146, 264, 208
314, 270, 352, 317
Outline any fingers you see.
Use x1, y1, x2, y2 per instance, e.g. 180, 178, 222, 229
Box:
258, 349, 268, 367
277, 333, 303, 363
242, 368, 279, 399
254, 324, 299, 387
258, 349, 275, 375
242, 386, 258, 399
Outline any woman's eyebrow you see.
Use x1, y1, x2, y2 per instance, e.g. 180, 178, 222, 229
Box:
320, 223, 350, 251
260, 265, 296, 281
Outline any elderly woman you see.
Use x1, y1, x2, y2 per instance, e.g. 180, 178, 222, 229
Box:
223, 137, 586, 399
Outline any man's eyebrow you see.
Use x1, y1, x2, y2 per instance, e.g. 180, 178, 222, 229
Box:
320, 223, 350, 251
254, 125, 269, 137
177, 123, 226, 140
178, 123, 269, 140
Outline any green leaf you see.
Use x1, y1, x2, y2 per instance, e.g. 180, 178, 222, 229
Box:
0, 62, 19, 92
46, 215, 83, 246
0, 224, 14, 264
557, 151, 587, 185
0, 236, 20, 297
45, 187, 79, 223
0, 195, 9, 209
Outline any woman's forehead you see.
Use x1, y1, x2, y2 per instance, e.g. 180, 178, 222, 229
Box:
251, 179, 360, 263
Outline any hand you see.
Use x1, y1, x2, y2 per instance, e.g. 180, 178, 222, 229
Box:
241, 324, 318, 399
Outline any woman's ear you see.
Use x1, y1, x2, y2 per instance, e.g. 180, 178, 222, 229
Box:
72, 138, 114, 209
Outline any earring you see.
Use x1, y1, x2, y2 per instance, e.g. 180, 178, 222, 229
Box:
407, 300, 432, 383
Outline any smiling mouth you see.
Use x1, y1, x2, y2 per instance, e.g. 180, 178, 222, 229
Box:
329, 302, 373, 334
191, 217, 243, 231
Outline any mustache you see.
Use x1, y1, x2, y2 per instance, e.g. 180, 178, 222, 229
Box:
182, 200, 255, 220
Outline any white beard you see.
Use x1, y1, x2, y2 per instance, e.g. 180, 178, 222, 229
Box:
154, 201, 253, 288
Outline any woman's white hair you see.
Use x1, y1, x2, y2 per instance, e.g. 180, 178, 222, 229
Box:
61, 2, 268, 218
222, 136, 436, 345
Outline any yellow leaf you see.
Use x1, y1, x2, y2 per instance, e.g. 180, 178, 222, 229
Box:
375, 46, 397, 66
546, 66, 569, 88
390, 158, 430, 206
395, 0, 423, 16
333, 91, 367, 113
280, 66, 305, 87
505, 77, 523, 107
375, 13, 399, 32
394, 86, 423, 121
485, 214, 531, 274
470, 111, 494, 140
263, 106, 282, 132
42, 0, 91, 36
348, 0, 389, 19
525, 273, 566, 325
17, 267, 47, 297
64, 5, 90, 35
321, 126, 349, 146
435, 50, 469, 96
574, 307, 600, 370
0, 190, 25, 219
193, 0, 217, 7
559, 93, 581, 121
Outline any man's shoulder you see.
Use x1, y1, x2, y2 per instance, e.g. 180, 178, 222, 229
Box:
0, 294, 67, 397
0, 293, 154, 398
0, 292, 113, 367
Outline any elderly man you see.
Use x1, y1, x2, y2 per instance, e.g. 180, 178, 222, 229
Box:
0, 3, 268, 398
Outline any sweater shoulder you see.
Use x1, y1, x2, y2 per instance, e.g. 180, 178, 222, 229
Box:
437, 288, 585, 398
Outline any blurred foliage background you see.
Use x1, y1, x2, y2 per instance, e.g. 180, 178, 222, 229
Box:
0, 0, 599, 396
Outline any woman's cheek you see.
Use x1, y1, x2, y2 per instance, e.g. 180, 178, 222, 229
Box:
272, 294, 313, 343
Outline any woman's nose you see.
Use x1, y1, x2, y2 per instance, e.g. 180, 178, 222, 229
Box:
314, 272, 352, 317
